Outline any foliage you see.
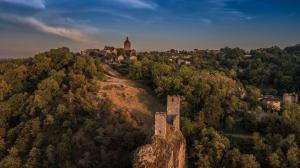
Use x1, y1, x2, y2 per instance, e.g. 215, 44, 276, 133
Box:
128, 45, 300, 167
0, 48, 144, 167
192, 128, 260, 168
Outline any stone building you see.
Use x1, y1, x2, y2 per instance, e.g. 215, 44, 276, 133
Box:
116, 55, 125, 62
155, 112, 167, 138
155, 95, 181, 138
129, 55, 138, 61
283, 93, 298, 104
101, 37, 137, 63
135, 95, 185, 168
261, 95, 281, 111
167, 96, 180, 130
104, 46, 117, 55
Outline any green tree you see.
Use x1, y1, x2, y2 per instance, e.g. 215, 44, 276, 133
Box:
25, 147, 41, 168
225, 116, 235, 131
268, 152, 281, 168
287, 145, 299, 167
0, 147, 22, 168
0, 80, 11, 101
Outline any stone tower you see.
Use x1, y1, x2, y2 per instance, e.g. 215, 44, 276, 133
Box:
135, 95, 185, 168
167, 95, 181, 130
155, 112, 167, 138
124, 37, 131, 51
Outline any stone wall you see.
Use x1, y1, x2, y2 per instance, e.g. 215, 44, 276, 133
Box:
167, 96, 180, 115
167, 96, 180, 130
155, 112, 167, 138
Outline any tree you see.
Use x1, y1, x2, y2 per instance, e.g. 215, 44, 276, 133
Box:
25, 147, 41, 168
238, 154, 260, 168
0, 80, 11, 101
0, 147, 22, 168
46, 145, 55, 165
225, 116, 235, 131
268, 152, 281, 168
0, 138, 5, 152
193, 128, 230, 167
287, 145, 299, 167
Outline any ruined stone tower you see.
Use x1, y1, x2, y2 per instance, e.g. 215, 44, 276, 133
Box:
167, 95, 181, 130
155, 112, 167, 138
154, 95, 181, 139
134, 95, 185, 168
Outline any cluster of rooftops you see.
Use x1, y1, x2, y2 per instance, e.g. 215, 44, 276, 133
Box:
260, 93, 298, 110
81, 37, 138, 63
80, 37, 257, 66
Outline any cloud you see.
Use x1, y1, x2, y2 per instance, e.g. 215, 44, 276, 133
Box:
172, 16, 213, 25
200, 18, 212, 24
0, 0, 46, 8
0, 14, 91, 42
220, 9, 253, 20
25, 18, 90, 42
208, 0, 248, 7
205, 0, 253, 21
110, 0, 157, 9
82, 8, 139, 21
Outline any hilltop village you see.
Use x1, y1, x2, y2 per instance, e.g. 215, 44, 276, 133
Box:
81, 37, 221, 65
81, 37, 138, 63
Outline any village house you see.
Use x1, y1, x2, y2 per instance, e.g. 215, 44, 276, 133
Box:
116, 55, 125, 62
260, 95, 281, 111
104, 46, 117, 55
129, 55, 137, 61
283, 93, 298, 104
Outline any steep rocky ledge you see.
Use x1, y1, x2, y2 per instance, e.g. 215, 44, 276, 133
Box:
133, 96, 186, 168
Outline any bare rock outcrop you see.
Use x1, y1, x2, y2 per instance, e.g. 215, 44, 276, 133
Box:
133, 126, 186, 168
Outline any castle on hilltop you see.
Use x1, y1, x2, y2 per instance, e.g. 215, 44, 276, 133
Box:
155, 95, 181, 138
81, 37, 137, 63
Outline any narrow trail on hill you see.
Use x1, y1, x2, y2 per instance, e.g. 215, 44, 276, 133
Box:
97, 64, 165, 135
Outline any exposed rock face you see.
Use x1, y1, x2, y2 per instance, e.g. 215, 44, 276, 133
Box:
133, 127, 186, 168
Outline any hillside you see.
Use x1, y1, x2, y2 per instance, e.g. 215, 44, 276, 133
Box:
0, 48, 164, 168
97, 64, 165, 135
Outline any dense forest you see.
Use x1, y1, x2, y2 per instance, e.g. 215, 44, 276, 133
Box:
128, 44, 300, 168
0, 44, 300, 167
0, 48, 145, 168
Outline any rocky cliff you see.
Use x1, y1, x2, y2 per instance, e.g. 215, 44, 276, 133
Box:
133, 126, 186, 168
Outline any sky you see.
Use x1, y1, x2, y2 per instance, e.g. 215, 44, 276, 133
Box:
0, 0, 299, 58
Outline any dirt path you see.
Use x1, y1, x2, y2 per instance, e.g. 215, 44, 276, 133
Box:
97, 64, 165, 135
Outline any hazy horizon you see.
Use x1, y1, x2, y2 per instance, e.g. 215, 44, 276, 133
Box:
0, 0, 299, 58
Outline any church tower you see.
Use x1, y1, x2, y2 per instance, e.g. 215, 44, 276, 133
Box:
124, 37, 131, 51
